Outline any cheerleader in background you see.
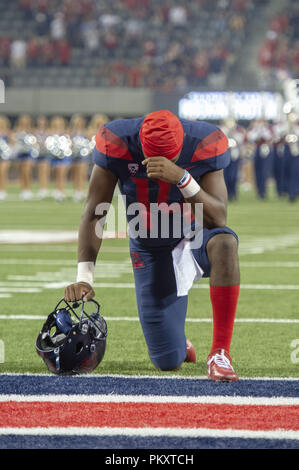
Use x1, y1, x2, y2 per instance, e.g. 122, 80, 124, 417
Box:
13, 114, 36, 200
87, 113, 109, 142
35, 115, 51, 199
48, 115, 72, 202
69, 113, 91, 202
0, 115, 12, 201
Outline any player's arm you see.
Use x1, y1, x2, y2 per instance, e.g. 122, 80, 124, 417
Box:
64, 164, 118, 302
178, 169, 228, 229
143, 157, 227, 229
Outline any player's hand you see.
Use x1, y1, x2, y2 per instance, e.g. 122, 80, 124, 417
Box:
142, 157, 185, 184
64, 282, 95, 302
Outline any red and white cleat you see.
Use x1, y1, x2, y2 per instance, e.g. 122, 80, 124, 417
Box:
207, 348, 239, 382
184, 338, 197, 363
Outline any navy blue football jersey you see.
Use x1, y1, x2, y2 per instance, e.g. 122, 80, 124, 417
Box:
92, 117, 230, 246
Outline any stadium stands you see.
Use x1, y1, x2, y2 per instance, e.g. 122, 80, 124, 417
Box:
258, 0, 299, 88
0, 0, 267, 91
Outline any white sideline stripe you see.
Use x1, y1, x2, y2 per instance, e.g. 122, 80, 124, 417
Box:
0, 288, 40, 293
1, 259, 299, 268
1, 372, 299, 381
0, 427, 298, 440
1, 315, 299, 324
240, 262, 299, 268
1, 282, 299, 291
0, 230, 127, 244
95, 283, 299, 290
0, 259, 131, 268
1, 394, 299, 406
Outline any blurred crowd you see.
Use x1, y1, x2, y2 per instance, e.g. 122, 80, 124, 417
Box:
1, 111, 299, 204
0, 112, 109, 202
258, 0, 299, 88
0, 0, 262, 90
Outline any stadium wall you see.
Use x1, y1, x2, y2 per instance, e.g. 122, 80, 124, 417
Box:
1, 87, 155, 117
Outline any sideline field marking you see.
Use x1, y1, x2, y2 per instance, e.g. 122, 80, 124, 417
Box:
1, 394, 299, 406
1, 372, 298, 381
0, 230, 127, 244
0, 288, 40, 293
240, 261, 299, 267
1, 231, 299, 255
93, 282, 299, 290
0, 426, 298, 440
0, 259, 131, 267
0, 315, 299, 324
1, 281, 299, 291
1, 259, 299, 268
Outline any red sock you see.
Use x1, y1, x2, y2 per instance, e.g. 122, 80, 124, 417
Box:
209, 285, 240, 354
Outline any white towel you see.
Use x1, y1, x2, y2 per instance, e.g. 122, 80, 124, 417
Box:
172, 234, 204, 296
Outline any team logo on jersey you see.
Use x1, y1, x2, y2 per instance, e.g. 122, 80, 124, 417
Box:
128, 163, 139, 176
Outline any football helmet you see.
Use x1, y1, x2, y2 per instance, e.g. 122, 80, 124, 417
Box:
36, 298, 107, 375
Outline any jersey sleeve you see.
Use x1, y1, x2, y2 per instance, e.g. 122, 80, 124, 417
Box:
190, 127, 230, 176
92, 124, 133, 177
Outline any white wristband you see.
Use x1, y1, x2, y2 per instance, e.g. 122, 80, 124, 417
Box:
177, 173, 200, 199
76, 261, 95, 286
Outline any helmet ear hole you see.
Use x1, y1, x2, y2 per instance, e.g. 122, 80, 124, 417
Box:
75, 341, 84, 354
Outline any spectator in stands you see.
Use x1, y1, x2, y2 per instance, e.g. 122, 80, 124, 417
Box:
127, 61, 146, 88
0, 37, 11, 67
40, 37, 55, 66
50, 12, 66, 41
192, 51, 210, 86
168, 3, 188, 27
27, 36, 41, 67
10, 38, 27, 68
208, 44, 228, 89
80, 19, 99, 54
35, 12, 51, 37
102, 31, 119, 57
19, 0, 34, 20
56, 38, 71, 66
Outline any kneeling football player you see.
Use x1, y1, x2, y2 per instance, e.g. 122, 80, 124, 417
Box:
64, 110, 240, 382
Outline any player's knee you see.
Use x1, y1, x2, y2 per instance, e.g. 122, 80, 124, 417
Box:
207, 233, 238, 259
150, 349, 184, 372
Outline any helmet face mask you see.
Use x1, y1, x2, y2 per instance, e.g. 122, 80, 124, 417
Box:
36, 298, 107, 375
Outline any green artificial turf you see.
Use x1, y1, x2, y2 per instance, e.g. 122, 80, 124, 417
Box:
0, 182, 299, 377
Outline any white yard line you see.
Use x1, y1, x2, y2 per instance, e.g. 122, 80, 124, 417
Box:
1, 259, 299, 267
0, 394, 299, 406
0, 280, 299, 293
0, 427, 298, 440
1, 231, 299, 255
1, 372, 298, 381
0, 315, 298, 324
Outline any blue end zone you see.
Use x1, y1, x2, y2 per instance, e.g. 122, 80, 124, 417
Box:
0, 374, 298, 397
0, 435, 298, 449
